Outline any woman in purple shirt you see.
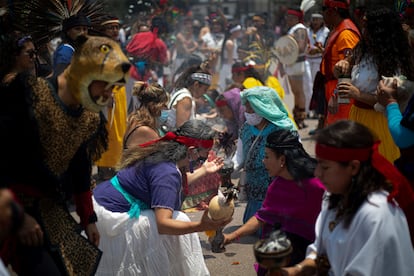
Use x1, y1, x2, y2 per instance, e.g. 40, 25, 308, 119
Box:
93, 120, 229, 275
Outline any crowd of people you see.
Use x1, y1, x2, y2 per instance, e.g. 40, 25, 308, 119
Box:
1, 0, 414, 275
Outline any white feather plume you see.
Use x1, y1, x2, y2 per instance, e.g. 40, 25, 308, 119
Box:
301, 0, 316, 13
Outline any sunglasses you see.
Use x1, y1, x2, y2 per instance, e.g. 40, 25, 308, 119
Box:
105, 25, 119, 31
24, 50, 38, 59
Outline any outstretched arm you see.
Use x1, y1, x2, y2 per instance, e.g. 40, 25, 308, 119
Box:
223, 215, 262, 244
154, 207, 231, 235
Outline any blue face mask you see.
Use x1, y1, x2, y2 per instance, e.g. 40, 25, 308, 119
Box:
159, 110, 169, 124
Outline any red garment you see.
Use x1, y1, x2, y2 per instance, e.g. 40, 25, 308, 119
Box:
181, 151, 221, 210
321, 19, 360, 125
126, 31, 168, 64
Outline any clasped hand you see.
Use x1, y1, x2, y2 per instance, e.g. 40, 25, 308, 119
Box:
336, 82, 360, 99
333, 59, 350, 78
377, 79, 398, 106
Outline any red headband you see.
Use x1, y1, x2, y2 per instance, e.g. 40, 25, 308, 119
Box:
215, 99, 228, 107
139, 131, 214, 149
323, 0, 349, 9
405, 7, 414, 18
287, 10, 304, 20
316, 141, 414, 209
315, 143, 371, 162
232, 65, 253, 73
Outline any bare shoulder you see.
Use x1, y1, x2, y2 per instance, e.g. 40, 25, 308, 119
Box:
177, 96, 193, 108
126, 125, 159, 147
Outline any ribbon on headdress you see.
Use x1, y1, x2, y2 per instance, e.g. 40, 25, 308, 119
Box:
139, 131, 214, 149
232, 65, 254, 73
287, 9, 304, 21
230, 25, 242, 33
315, 141, 414, 209
101, 19, 120, 26
203, 94, 216, 108
323, 0, 350, 9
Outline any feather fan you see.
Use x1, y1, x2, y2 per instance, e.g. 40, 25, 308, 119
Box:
300, 0, 316, 13
395, 0, 411, 16
10, 0, 105, 45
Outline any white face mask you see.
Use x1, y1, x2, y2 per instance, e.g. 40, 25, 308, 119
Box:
244, 112, 263, 126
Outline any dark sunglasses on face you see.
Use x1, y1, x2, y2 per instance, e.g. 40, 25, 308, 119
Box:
105, 25, 119, 31
24, 50, 38, 59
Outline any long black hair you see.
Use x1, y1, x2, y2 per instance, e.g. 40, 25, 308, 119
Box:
266, 129, 316, 181
315, 120, 391, 228
353, 6, 414, 79
119, 119, 215, 169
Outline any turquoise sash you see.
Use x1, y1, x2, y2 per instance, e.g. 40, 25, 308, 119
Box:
110, 176, 149, 218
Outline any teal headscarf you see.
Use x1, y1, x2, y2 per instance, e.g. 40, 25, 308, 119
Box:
240, 86, 296, 131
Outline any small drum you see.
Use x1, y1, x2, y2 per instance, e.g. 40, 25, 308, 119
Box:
273, 35, 299, 65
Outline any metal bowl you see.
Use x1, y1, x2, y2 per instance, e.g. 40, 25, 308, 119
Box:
253, 239, 292, 270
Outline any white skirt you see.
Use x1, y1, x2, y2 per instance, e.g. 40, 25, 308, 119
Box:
93, 198, 210, 276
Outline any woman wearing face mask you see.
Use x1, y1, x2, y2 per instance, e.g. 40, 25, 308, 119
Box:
123, 81, 169, 149
215, 87, 245, 141
232, 86, 296, 224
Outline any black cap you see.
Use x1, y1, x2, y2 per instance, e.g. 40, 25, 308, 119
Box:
62, 14, 90, 32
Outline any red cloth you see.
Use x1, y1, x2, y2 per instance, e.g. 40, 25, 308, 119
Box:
321, 19, 360, 125
130, 67, 153, 82
74, 190, 94, 228
126, 32, 168, 64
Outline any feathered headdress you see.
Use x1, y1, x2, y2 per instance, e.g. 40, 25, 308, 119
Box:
395, 0, 413, 17
10, 0, 105, 45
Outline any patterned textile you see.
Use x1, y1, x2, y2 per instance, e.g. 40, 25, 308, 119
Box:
181, 172, 221, 210
38, 198, 102, 275
182, 151, 221, 210
239, 123, 278, 222
31, 77, 101, 176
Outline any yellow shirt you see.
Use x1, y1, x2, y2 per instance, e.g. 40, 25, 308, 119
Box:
95, 86, 127, 168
